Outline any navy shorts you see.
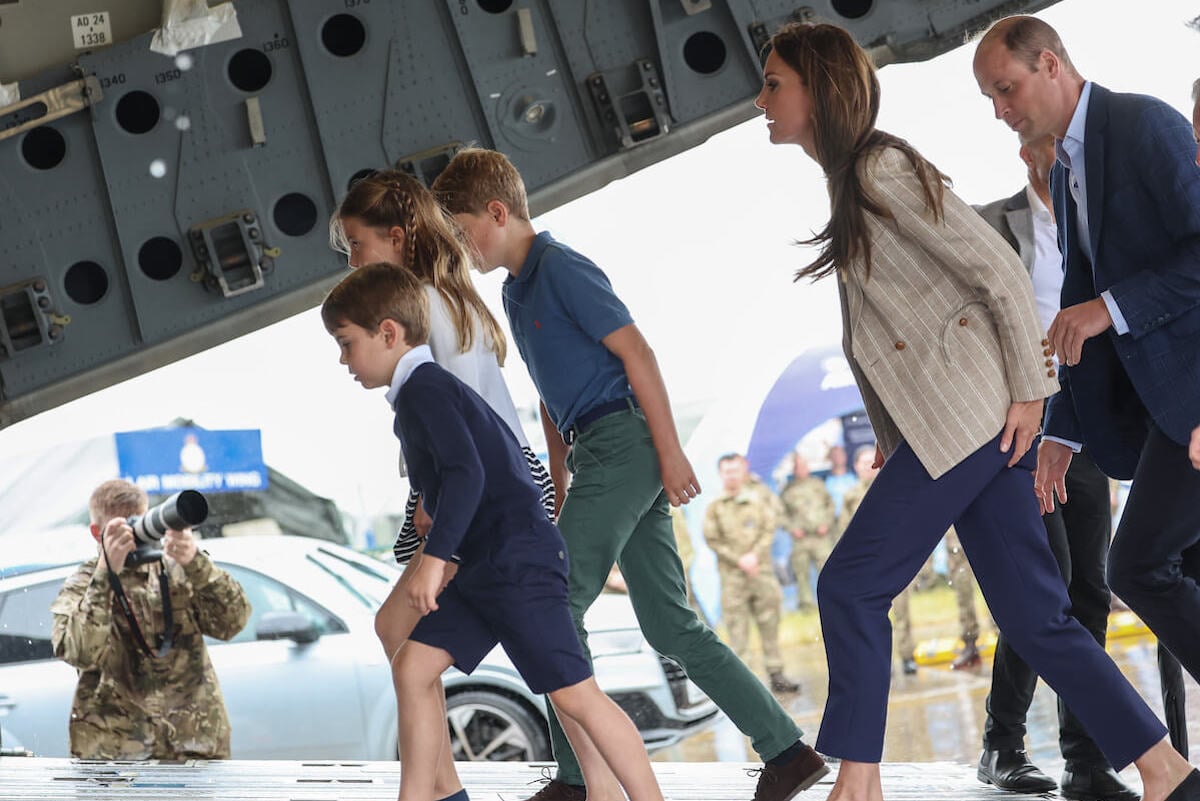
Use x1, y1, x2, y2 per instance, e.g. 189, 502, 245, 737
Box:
409, 523, 591, 695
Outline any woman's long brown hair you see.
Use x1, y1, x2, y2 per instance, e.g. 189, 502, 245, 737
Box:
767, 22, 949, 281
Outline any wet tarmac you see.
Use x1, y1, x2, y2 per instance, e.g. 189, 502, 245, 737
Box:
653, 630, 1200, 782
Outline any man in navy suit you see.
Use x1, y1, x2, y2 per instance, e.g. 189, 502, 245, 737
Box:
975, 14, 1200, 729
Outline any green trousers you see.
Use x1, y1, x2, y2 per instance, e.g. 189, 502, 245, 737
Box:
548, 409, 802, 784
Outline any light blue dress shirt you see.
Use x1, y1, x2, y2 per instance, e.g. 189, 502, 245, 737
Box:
1053, 81, 1131, 336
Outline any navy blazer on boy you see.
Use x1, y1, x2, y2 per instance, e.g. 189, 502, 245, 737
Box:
392, 360, 549, 564
1045, 83, 1200, 479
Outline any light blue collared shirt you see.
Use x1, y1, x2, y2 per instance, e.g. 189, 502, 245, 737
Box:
1054, 81, 1130, 336
385, 344, 435, 408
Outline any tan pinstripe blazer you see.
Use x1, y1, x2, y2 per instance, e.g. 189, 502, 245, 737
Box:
837, 147, 1058, 479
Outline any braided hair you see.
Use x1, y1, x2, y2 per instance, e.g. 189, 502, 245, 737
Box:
330, 169, 507, 365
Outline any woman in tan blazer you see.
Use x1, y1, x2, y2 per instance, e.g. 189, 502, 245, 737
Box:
755, 21, 1196, 801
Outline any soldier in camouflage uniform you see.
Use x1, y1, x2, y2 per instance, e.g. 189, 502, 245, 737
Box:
50, 479, 251, 760
944, 527, 987, 670
779, 454, 836, 609
891, 527, 986, 672
837, 446, 925, 674
838, 448, 987, 674
703, 454, 800, 694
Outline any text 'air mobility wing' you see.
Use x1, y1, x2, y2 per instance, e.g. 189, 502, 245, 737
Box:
0, 0, 1061, 428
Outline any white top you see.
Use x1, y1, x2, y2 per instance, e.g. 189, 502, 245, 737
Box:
1026, 184, 1063, 340
385, 344, 434, 407
423, 284, 529, 449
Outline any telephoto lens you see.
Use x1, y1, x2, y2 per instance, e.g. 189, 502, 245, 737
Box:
125, 490, 209, 566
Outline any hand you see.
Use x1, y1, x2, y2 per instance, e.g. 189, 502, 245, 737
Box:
405, 554, 446, 615
1034, 439, 1073, 515
97, 518, 137, 574
162, 528, 198, 566
816, 524, 829, 537
1190, 425, 1200, 471
872, 446, 885, 470
1048, 298, 1112, 367
737, 552, 759, 577
1000, 399, 1044, 467
660, 448, 701, 507
413, 498, 433, 538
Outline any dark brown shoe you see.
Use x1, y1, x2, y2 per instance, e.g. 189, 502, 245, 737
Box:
749, 743, 829, 801
522, 778, 585, 801
950, 643, 982, 671
769, 671, 802, 693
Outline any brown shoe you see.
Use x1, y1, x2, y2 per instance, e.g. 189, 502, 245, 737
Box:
769, 671, 802, 693
750, 743, 829, 801
950, 643, 982, 671
521, 778, 586, 801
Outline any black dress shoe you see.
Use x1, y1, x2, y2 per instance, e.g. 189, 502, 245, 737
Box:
977, 748, 1057, 793
1166, 769, 1200, 801
1061, 762, 1139, 801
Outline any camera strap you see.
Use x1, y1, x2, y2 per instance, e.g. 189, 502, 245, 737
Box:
100, 534, 175, 658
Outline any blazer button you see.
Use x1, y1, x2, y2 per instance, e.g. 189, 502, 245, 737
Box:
1047, 369, 1056, 377
958, 317, 969, 326
1045, 359, 1054, 367
1041, 338, 1050, 346
1043, 348, 1053, 356
894, 341, 906, 350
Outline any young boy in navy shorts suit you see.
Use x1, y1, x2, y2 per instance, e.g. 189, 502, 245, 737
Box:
320, 262, 664, 801
434, 149, 826, 801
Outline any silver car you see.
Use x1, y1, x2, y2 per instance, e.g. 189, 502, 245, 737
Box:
0, 534, 718, 760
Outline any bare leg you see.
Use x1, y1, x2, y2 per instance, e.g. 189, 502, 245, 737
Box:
824, 761, 883, 801
549, 702, 624, 801
395, 642, 457, 801
549, 678, 663, 801
1135, 738, 1194, 801
377, 558, 463, 799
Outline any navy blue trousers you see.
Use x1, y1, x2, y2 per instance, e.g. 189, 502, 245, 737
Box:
814, 434, 1165, 768
1108, 425, 1200, 682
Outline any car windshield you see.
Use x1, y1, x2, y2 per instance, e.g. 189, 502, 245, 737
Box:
304, 547, 395, 612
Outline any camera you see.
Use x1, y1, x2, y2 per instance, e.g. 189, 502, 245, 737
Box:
124, 490, 209, 567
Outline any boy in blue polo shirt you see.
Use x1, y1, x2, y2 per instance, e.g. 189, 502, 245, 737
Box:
434, 149, 827, 801
320, 262, 664, 801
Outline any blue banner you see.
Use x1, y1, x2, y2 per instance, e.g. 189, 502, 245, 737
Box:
115, 427, 268, 495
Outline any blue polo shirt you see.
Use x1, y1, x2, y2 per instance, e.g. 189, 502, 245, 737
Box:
503, 231, 633, 434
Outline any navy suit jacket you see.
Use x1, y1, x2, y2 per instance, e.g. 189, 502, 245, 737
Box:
392, 362, 552, 564
1045, 84, 1200, 479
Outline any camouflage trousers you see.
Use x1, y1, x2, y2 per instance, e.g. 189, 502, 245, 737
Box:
892, 530, 985, 658
790, 534, 834, 607
719, 567, 784, 673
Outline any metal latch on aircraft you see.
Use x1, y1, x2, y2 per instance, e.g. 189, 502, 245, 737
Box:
0, 75, 103, 145
395, 141, 467, 187
188, 211, 271, 298
0, 279, 68, 360
586, 60, 671, 150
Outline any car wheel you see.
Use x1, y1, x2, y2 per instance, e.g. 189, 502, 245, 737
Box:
445, 690, 550, 761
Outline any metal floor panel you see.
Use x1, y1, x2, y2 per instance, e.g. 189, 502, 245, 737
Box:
0, 758, 1036, 800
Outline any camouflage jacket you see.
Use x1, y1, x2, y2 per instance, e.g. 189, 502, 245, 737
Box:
670, 505, 695, 571
779, 476, 836, 535
703, 483, 780, 569
837, 477, 876, 535
50, 550, 251, 759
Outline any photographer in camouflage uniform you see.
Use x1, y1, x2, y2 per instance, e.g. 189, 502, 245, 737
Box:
50, 479, 251, 760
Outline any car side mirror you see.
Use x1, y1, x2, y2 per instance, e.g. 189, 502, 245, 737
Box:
255, 610, 320, 645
